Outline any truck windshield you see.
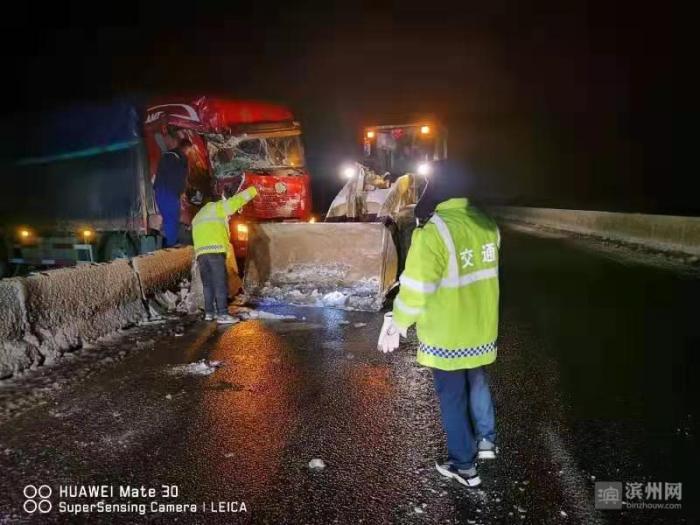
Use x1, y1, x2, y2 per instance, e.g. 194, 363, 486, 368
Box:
366, 127, 436, 175
207, 132, 305, 178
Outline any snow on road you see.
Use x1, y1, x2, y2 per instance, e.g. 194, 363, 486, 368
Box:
168, 359, 223, 376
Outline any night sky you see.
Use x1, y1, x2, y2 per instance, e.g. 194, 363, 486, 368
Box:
0, 1, 681, 214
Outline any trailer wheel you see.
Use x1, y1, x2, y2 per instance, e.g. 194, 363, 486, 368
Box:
98, 232, 138, 262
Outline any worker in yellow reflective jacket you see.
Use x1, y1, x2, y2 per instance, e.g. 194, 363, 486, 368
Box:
192, 186, 258, 324
377, 161, 500, 488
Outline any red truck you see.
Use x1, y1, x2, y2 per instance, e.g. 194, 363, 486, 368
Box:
0, 96, 313, 276
144, 96, 312, 259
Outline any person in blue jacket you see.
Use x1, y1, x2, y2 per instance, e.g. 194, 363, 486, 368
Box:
154, 133, 192, 247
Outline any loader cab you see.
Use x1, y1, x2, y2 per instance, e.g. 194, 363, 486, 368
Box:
362, 122, 448, 177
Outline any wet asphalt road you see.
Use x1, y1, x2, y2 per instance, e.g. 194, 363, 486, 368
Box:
0, 226, 697, 524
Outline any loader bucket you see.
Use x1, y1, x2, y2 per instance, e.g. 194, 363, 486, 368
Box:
243, 223, 398, 311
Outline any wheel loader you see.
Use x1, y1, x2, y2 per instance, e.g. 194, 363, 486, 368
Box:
243, 122, 448, 310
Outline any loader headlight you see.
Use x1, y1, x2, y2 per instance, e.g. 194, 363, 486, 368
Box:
17, 227, 34, 242
417, 162, 432, 176
341, 165, 356, 179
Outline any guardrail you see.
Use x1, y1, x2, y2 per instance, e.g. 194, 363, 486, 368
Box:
0, 247, 193, 378
491, 207, 700, 256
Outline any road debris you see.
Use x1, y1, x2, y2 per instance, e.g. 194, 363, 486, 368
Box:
308, 458, 326, 470
169, 359, 223, 376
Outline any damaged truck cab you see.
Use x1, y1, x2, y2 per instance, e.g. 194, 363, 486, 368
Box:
144, 97, 312, 260
0, 97, 312, 276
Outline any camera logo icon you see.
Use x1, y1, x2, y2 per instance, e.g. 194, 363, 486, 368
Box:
23, 485, 52, 514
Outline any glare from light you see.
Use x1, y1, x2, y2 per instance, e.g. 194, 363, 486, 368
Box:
309, 216, 316, 223
417, 162, 432, 176
82, 229, 93, 239
19, 229, 30, 238
236, 224, 249, 234
366, 130, 375, 139
342, 165, 356, 179
420, 125, 431, 135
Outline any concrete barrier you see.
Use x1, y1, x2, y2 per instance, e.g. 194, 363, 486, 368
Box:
492, 207, 700, 256
23, 259, 146, 359
131, 246, 194, 298
0, 246, 196, 378
0, 278, 41, 378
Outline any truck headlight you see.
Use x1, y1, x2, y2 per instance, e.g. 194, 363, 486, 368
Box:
341, 165, 356, 179
417, 162, 432, 176
236, 223, 249, 241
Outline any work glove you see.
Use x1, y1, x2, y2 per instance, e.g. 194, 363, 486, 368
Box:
377, 312, 405, 353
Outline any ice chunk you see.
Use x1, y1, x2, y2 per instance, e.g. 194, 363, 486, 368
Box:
244, 310, 296, 321
308, 458, 326, 470
322, 291, 347, 307
353, 322, 367, 328
169, 359, 223, 376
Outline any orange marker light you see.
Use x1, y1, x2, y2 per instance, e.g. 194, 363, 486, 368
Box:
420, 125, 431, 135
366, 130, 375, 139
19, 229, 30, 239
82, 229, 93, 239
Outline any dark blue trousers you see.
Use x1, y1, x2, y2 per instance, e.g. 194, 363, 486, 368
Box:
197, 253, 229, 316
432, 366, 496, 469
155, 190, 181, 248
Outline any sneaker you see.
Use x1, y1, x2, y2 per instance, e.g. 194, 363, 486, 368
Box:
435, 462, 481, 488
203, 313, 215, 321
216, 314, 239, 324
477, 439, 497, 460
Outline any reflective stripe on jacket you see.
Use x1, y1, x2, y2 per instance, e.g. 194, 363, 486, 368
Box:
392, 198, 500, 370
192, 187, 258, 257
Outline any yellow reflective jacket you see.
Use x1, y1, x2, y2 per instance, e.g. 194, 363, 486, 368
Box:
192, 187, 258, 257
392, 198, 500, 370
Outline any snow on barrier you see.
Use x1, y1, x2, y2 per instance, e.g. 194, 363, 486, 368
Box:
23, 259, 146, 359
0, 278, 40, 378
131, 246, 194, 298
0, 247, 195, 378
492, 207, 700, 256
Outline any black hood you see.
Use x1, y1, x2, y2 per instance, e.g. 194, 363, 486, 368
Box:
414, 160, 471, 219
